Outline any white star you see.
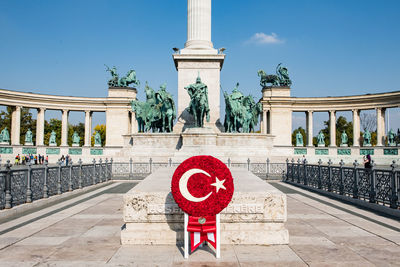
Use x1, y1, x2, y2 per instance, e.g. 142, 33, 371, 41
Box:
210, 177, 226, 193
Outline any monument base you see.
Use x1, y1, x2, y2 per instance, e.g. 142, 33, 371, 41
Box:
94, 144, 102, 147
121, 168, 288, 245
0, 142, 9, 145
72, 144, 79, 147
364, 144, 372, 147
340, 144, 348, 147
49, 143, 57, 147
318, 144, 326, 147
24, 142, 34, 146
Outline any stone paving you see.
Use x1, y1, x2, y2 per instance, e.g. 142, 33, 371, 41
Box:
0, 181, 399, 266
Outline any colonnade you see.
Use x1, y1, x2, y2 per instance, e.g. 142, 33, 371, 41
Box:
8, 106, 98, 147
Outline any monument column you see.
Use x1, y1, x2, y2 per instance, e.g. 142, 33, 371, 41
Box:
36, 108, 45, 146
173, 0, 225, 132
352, 109, 360, 147
306, 111, 313, 147
329, 110, 336, 147
376, 107, 386, 146
61, 109, 69, 146
11, 106, 21, 145
84, 111, 92, 147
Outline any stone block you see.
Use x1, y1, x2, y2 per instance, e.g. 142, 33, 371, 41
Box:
122, 167, 288, 245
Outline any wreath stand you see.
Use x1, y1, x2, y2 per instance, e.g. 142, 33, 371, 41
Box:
184, 212, 220, 259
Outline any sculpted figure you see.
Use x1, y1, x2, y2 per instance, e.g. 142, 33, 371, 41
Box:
25, 128, 33, 144
105, 65, 140, 88
1, 127, 10, 143
105, 65, 119, 87
296, 131, 303, 146
276, 63, 292, 86
94, 131, 102, 146
49, 130, 57, 145
317, 131, 325, 146
72, 131, 80, 145
388, 129, 396, 146
363, 130, 371, 146
341, 131, 348, 146
155, 83, 176, 132
184, 74, 210, 127
257, 70, 280, 87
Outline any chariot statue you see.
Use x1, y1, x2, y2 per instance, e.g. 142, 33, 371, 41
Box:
223, 83, 262, 133
184, 74, 210, 128
258, 63, 292, 88
105, 65, 140, 88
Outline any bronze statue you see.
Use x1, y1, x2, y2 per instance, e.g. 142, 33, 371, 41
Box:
184, 74, 210, 128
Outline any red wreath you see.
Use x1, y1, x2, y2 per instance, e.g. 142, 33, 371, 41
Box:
171, 155, 234, 216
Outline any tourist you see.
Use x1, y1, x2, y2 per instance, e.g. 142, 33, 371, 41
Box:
45, 155, 49, 163
364, 154, 372, 169
15, 154, 19, 165
66, 154, 69, 166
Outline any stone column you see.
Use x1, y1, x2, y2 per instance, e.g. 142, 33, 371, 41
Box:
131, 112, 137, 134
352, 109, 360, 147
329, 110, 336, 147
306, 111, 313, 147
261, 110, 267, 134
84, 111, 92, 147
61, 109, 69, 146
185, 0, 213, 50
376, 107, 386, 146
11, 106, 21, 145
36, 108, 45, 146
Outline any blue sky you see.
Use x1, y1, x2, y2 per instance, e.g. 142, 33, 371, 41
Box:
0, 0, 399, 133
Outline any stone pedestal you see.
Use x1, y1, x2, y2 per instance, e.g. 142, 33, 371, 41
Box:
0, 142, 9, 145
25, 142, 34, 146
340, 144, 348, 147
72, 144, 79, 147
94, 144, 102, 147
122, 168, 288, 245
49, 143, 57, 147
318, 144, 326, 147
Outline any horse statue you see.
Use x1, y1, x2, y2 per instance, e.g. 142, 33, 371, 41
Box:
257, 70, 280, 87
156, 83, 176, 132
119, 69, 140, 87
185, 75, 210, 128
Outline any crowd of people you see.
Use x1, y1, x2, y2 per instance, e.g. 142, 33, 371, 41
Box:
0, 154, 72, 167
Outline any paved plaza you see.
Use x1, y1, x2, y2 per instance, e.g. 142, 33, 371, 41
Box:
0, 180, 399, 266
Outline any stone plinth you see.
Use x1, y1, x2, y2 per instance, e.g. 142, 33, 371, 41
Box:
121, 168, 288, 245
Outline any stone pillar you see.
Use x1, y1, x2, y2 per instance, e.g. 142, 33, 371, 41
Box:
131, 112, 137, 134
329, 110, 336, 147
36, 108, 45, 146
61, 109, 69, 146
11, 106, 21, 145
84, 111, 92, 147
306, 111, 313, 147
185, 0, 213, 50
376, 107, 386, 146
261, 110, 267, 134
352, 109, 360, 147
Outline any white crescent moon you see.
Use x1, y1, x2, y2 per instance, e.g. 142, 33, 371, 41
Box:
179, 168, 212, 202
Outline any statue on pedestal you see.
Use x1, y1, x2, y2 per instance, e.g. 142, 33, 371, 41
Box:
258, 63, 292, 87
72, 131, 80, 146
317, 131, 325, 147
340, 131, 348, 147
155, 83, 176, 132
25, 129, 33, 145
94, 131, 102, 147
388, 129, 396, 146
49, 130, 57, 146
296, 131, 303, 147
184, 74, 210, 128
363, 130, 371, 146
105, 65, 140, 88
223, 83, 262, 133
0, 127, 10, 144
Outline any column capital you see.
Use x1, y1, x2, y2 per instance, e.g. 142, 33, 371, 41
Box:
329, 110, 336, 114
307, 110, 313, 114
62, 109, 69, 113
37, 107, 46, 112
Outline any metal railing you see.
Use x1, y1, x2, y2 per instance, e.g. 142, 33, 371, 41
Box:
0, 158, 112, 210
284, 158, 400, 209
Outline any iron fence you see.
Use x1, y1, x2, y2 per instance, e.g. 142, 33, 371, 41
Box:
0, 158, 112, 210
284, 158, 400, 209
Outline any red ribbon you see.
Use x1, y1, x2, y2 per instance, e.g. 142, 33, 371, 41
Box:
187, 215, 216, 251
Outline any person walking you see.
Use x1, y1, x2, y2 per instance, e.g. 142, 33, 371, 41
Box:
364, 154, 372, 169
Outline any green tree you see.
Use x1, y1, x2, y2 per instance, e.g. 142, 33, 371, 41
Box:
291, 127, 306, 146
44, 119, 62, 146
0, 107, 12, 135
91, 124, 106, 146
316, 116, 354, 146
